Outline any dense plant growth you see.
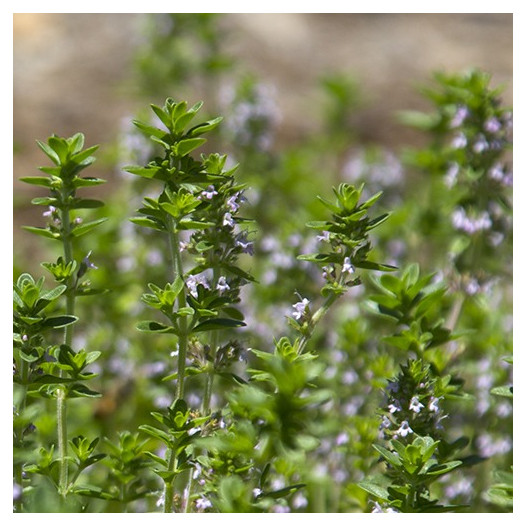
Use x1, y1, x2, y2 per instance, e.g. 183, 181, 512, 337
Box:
13, 14, 512, 513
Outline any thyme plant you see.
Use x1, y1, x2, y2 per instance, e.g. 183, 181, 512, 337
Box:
16, 134, 107, 510
13, 64, 512, 513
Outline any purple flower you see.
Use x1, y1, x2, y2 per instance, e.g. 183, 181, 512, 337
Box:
216, 276, 230, 294
451, 132, 468, 149
200, 185, 218, 200
444, 163, 459, 188
450, 105, 469, 128
235, 232, 254, 255
226, 191, 245, 212
42, 205, 56, 217
342, 257, 354, 274
388, 400, 402, 413
223, 213, 235, 227
195, 497, 212, 511
317, 231, 330, 242
484, 117, 501, 134
409, 396, 424, 413
473, 134, 489, 153
429, 396, 441, 413
395, 420, 414, 437
291, 298, 309, 320
186, 274, 210, 298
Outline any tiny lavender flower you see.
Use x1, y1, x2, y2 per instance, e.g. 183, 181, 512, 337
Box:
395, 420, 414, 437
451, 132, 468, 149
472, 134, 489, 153
342, 256, 354, 274
388, 400, 402, 413
226, 191, 245, 213
200, 185, 218, 200
451, 207, 492, 234
450, 105, 469, 128
186, 274, 210, 298
195, 496, 213, 511
216, 276, 230, 293
42, 205, 56, 217
444, 163, 459, 188
291, 298, 310, 320
409, 396, 424, 413
235, 232, 254, 255
223, 212, 235, 227
83, 251, 98, 270
317, 231, 330, 242
428, 396, 441, 413
484, 116, 501, 134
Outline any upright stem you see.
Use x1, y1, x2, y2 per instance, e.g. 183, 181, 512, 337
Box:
14, 357, 30, 512
58, 203, 75, 496
297, 278, 343, 355
202, 266, 220, 415
167, 216, 188, 400
163, 448, 177, 513
164, 216, 190, 512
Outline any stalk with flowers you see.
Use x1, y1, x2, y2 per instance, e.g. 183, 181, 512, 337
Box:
13, 65, 512, 513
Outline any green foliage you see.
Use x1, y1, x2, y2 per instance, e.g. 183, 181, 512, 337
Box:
13, 18, 512, 513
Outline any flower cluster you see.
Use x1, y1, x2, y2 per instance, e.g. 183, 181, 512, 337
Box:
220, 77, 282, 151
380, 360, 447, 441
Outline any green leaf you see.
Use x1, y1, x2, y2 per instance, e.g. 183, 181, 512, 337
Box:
490, 386, 513, 398
19, 176, 52, 188
138, 424, 172, 446
263, 484, 306, 499
73, 176, 106, 187
22, 226, 60, 240
40, 284, 67, 302
192, 318, 246, 333
353, 260, 397, 271
174, 138, 207, 157
124, 165, 164, 179
69, 383, 101, 398
424, 460, 463, 476
41, 315, 78, 328
137, 321, 176, 334
129, 216, 166, 231
358, 480, 390, 500
150, 104, 172, 130
36, 139, 60, 164
373, 444, 402, 467
31, 375, 77, 385
178, 219, 215, 230
132, 119, 167, 139
187, 117, 223, 137
72, 485, 116, 501
174, 102, 203, 132
71, 218, 108, 237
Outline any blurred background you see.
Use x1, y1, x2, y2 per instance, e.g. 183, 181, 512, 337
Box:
13, 13, 512, 269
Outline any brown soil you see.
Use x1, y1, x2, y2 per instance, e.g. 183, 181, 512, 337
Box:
13, 13, 512, 262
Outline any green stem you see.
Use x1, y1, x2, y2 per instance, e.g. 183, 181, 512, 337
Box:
297, 290, 340, 355
167, 215, 189, 400
202, 266, 220, 415
164, 216, 191, 512
57, 203, 76, 496
163, 448, 177, 513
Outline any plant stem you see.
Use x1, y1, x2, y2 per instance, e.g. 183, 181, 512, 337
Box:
202, 266, 220, 415
297, 290, 340, 355
163, 449, 177, 513
57, 203, 76, 496
167, 218, 189, 400
164, 216, 191, 512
